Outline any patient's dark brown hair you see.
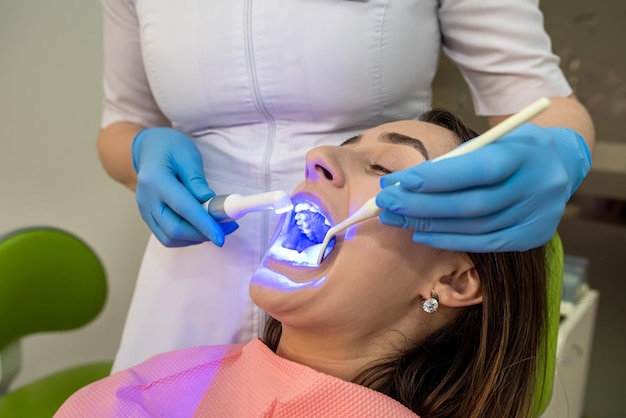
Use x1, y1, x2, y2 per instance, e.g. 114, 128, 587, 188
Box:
263, 109, 548, 418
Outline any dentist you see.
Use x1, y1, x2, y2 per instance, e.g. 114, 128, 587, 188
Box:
98, 0, 593, 372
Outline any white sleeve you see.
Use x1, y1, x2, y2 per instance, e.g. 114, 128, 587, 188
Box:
100, 0, 169, 129
438, 0, 572, 116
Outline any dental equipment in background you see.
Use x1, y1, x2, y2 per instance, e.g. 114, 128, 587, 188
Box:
314, 97, 552, 266
203, 190, 293, 223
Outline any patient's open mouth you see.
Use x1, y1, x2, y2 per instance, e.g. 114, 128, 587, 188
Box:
268, 198, 335, 267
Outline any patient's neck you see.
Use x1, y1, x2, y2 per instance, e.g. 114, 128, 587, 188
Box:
275, 327, 400, 382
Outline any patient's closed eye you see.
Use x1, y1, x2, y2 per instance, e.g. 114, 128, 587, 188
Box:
369, 164, 392, 175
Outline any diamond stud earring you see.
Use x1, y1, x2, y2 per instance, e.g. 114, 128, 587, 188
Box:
421, 290, 439, 314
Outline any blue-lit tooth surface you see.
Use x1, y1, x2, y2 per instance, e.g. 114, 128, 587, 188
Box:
267, 201, 335, 268
294, 206, 328, 243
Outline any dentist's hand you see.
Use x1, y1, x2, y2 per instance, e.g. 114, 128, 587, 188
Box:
132, 127, 239, 247
376, 124, 591, 252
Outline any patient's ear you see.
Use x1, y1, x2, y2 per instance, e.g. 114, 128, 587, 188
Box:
437, 256, 482, 308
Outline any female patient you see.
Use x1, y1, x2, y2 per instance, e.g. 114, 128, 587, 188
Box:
56, 111, 548, 418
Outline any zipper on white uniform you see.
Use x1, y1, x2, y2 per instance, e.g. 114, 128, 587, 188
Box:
244, 0, 276, 338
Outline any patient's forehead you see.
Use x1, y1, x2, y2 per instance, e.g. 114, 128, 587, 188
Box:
365, 120, 460, 158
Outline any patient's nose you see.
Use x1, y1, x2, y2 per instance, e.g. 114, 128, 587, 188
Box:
304, 146, 345, 187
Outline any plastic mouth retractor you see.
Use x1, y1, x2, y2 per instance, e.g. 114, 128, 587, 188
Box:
203, 190, 293, 223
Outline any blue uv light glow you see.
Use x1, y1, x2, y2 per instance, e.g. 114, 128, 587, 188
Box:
275, 202, 294, 214
267, 241, 333, 268
251, 267, 327, 291
267, 201, 334, 268
114, 345, 232, 416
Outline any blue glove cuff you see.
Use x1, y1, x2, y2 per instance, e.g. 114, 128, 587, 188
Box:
548, 127, 592, 195
131, 129, 150, 173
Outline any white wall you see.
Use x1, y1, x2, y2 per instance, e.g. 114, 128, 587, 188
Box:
0, 1, 149, 387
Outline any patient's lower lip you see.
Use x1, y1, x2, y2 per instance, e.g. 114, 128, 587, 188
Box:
253, 266, 327, 290
264, 259, 324, 283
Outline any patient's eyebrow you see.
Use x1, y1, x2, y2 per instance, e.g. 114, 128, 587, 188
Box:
341, 132, 429, 160
340, 135, 361, 146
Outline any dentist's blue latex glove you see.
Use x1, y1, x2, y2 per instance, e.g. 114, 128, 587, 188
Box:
376, 124, 591, 252
132, 127, 239, 247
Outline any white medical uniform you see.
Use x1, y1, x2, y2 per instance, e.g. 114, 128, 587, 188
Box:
104, 0, 571, 372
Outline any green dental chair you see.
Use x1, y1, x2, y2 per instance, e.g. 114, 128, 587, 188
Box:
0, 227, 113, 417
533, 234, 564, 417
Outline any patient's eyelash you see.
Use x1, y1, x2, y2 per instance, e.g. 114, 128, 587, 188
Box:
369, 164, 392, 175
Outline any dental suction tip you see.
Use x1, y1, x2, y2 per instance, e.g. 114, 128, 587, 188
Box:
315, 197, 382, 266
315, 235, 333, 266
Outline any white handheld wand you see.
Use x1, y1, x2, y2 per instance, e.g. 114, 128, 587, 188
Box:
203, 190, 293, 222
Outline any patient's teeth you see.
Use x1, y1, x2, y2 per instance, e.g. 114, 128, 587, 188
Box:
296, 216, 315, 240
295, 203, 312, 212
291, 200, 334, 247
